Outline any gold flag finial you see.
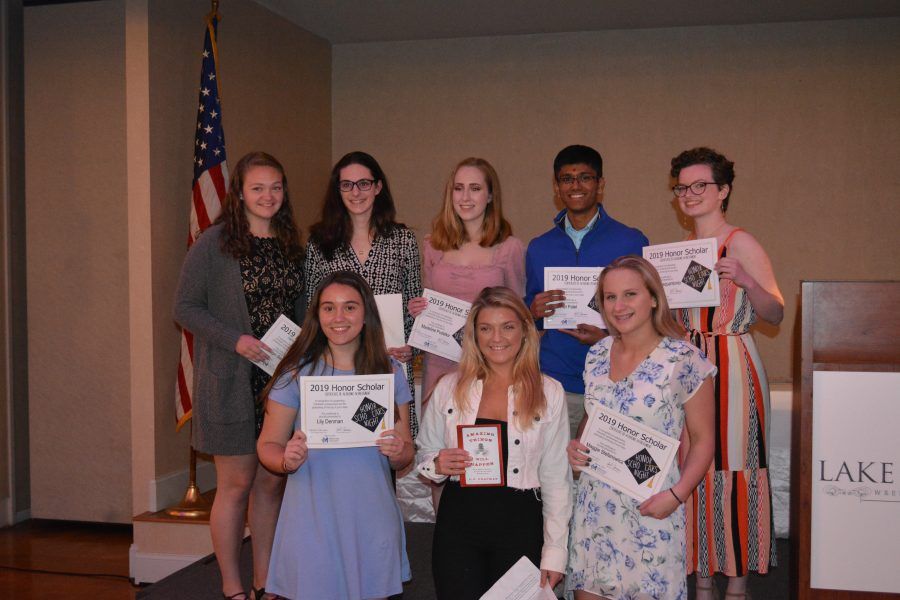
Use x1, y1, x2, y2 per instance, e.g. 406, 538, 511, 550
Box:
208, 0, 221, 21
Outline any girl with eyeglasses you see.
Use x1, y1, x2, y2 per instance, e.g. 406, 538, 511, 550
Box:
670, 147, 784, 600
305, 151, 422, 433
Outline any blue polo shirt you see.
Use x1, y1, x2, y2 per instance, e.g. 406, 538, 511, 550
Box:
524, 205, 648, 394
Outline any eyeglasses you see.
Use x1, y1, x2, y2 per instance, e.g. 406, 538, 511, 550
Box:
339, 179, 376, 192
672, 181, 718, 197
557, 174, 598, 186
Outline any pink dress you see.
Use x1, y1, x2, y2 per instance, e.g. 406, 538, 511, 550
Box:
420, 235, 526, 401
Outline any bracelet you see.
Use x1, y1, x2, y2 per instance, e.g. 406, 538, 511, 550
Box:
669, 488, 683, 503
281, 456, 296, 475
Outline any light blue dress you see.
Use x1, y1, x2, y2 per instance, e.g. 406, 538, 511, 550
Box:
566, 337, 715, 600
266, 360, 412, 600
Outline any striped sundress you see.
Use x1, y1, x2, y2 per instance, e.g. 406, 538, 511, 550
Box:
677, 228, 776, 577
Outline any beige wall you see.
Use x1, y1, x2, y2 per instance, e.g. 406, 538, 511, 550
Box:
19, 0, 330, 522
333, 18, 900, 383
15, 4, 897, 521
148, 0, 331, 481
25, 1, 132, 521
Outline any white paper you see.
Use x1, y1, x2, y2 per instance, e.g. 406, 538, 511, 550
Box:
300, 374, 395, 449
643, 238, 720, 309
250, 314, 301, 376
374, 293, 405, 349
479, 556, 556, 600
810, 371, 900, 594
579, 404, 680, 502
407, 289, 472, 362
542, 267, 605, 329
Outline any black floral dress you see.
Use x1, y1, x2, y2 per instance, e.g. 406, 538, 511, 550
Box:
241, 236, 304, 436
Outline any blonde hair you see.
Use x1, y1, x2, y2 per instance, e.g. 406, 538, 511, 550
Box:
595, 255, 685, 339
430, 157, 512, 251
454, 287, 545, 430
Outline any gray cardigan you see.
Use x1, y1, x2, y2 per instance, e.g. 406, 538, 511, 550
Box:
173, 223, 305, 455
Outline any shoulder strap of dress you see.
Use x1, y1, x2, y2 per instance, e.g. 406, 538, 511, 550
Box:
721, 227, 744, 248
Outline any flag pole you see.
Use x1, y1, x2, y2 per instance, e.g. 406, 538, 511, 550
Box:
166, 423, 212, 518
167, 0, 227, 519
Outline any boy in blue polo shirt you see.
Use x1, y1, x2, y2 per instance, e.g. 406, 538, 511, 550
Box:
525, 145, 648, 436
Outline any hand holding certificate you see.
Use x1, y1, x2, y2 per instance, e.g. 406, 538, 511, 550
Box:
479, 556, 557, 600
250, 314, 301, 375
578, 404, 680, 502
643, 238, 720, 308
300, 374, 394, 448
542, 267, 605, 329
407, 289, 472, 362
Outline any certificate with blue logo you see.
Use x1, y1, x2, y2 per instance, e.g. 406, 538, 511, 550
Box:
643, 238, 720, 309
542, 267, 605, 329
300, 374, 394, 449
408, 289, 472, 362
579, 404, 679, 502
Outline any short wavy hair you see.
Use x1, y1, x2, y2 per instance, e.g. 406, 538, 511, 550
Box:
670, 147, 735, 212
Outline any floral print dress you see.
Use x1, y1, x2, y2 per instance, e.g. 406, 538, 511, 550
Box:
567, 336, 715, 600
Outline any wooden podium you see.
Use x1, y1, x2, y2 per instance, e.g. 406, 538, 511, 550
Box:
793, 281, 900, 599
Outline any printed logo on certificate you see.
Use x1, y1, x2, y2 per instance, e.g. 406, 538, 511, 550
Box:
300, 374, 394, 449
579, 404, 680, 502
457, 424, 505, 487
542, 267, 605, 329
643, 238, 720, 309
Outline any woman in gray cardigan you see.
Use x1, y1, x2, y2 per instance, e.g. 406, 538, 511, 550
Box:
174, 152, 305, 600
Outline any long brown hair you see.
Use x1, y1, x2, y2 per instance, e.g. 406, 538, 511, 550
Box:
429, 157, 512, 251
216, 151, 303, 260
595, 255, 685, 339
263, 271, 392, 397
308, 151, 405, 260
454, 287, 545, 430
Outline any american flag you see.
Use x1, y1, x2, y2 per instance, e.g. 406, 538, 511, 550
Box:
176, 15, 228, 430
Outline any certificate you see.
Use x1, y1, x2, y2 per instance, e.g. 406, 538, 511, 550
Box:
579, 404, 680, 502
479, 556, 556, 600
300, 374, 394, 449
407, 289, 471, 362
458, 424, 505, 487
250, 314, 301, 376
374, 293, 405, 348
542, 267, 605, 329
643, 238, 720, 308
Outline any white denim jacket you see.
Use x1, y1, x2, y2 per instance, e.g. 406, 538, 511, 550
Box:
416, 373, 573, 573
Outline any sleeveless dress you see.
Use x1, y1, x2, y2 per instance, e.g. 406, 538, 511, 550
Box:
420, 235, 525, 401
567, 337, 716, 600
265, 361, 413, 599
240, 236, 304, 437
677, 229, 777, 577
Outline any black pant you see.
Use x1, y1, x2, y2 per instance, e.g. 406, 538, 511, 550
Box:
432, 482, 544, 600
